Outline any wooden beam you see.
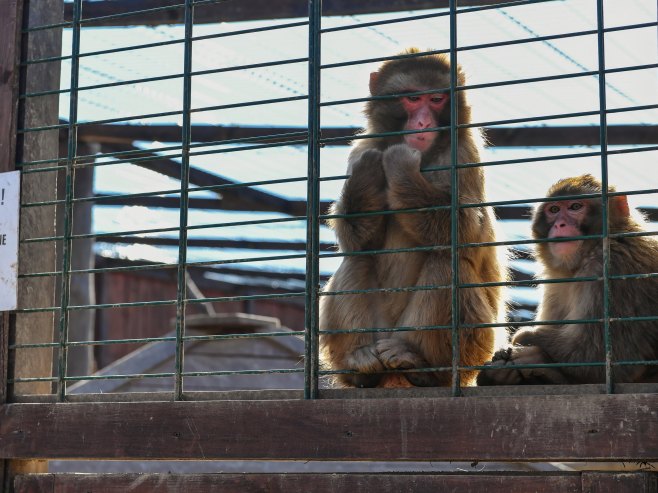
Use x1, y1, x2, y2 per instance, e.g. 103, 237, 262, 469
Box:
13, 471, 658, 493
96, 234, 337, 252
64, 0, 501, 27
93, 194, 658, 223
94, 190, 332, 216
101, 143, 312, 216
2, 394, 658, 461
77, 124, 658, 147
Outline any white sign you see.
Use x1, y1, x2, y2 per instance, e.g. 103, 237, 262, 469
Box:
0, 171, 20, 311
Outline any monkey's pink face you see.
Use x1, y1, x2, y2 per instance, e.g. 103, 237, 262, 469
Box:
401, 93, 448, 152
544, 200, 588, 258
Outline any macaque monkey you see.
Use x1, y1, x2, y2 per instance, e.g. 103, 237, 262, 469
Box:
319, 48, 507, 388
478, 174, 658, 385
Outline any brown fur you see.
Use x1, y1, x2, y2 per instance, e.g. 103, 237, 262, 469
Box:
319, 48, 507, 388
478, 174, 658, 385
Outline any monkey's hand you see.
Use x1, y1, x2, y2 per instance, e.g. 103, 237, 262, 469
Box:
476, 345, 569, 386
381, 143, 451, 245
381, 143, 422, 185
376, 337, 440, 387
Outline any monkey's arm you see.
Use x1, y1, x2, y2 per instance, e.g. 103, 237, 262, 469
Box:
382, 144, 455, 245
330, 148, 387, 252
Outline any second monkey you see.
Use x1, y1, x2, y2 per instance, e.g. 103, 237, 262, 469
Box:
320, 48, 507, 388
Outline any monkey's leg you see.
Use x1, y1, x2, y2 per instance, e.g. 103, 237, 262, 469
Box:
320, 257, 389, 388
376, 254, 454, 387
378, 254, 500, 387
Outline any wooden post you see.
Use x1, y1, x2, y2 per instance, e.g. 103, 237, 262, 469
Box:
0, 1, 25, 488
12, 0, 63, 397
0, 0, 63, 488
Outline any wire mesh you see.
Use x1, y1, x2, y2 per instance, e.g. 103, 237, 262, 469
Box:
6, 0, 658, 401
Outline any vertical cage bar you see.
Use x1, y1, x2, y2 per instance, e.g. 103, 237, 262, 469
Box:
449, 0, 462, 396
174, 0, 194, 400
304, 0, 322, 399
56, 0, 82, 401
595, 0, 613, 394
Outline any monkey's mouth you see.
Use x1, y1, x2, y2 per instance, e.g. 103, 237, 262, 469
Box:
549, 240, 583, 258
405, 133, 434, 152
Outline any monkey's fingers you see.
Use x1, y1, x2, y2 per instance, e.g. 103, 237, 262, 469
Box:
342, 344, 386, 388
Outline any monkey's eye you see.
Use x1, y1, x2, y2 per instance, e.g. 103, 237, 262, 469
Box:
569, 202, 583, 211
430, 96, 445, 103
547, 205, 560, 214
405, 96, 421, 102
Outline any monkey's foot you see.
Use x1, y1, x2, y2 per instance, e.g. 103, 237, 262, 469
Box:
476, 345, 567, 386
376, 338, 440, 387
340, 344, 386, 388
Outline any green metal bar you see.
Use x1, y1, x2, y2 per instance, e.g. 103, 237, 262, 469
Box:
19, 135, 309, 174
321, 22, 656, 70
596, 0, 613, 394
23, 215, 306, 244
174, 0, 194, 400
23, 20, 308, 66
323, 61, 656, 110
303, 0, 322, 399
19, 95, 309, 134
317, 104, 658, 146
321, 0, 555, 33
449, 0, 461, 396
10, 330, 306, 350
16, 124, 658, 173
21, 57, 308, 99
56, 0, 82, 401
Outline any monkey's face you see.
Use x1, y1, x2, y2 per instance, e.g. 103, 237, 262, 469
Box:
400, 93, 449, 152
532, 198, 599, 272
543, 199, 588, 258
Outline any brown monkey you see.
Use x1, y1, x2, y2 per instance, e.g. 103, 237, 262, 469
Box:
477, 174, 658, 385
319, 48, 507, 388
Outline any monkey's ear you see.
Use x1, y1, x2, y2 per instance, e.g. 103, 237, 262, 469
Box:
612, 195, 630, 217
369, 72, 379, 95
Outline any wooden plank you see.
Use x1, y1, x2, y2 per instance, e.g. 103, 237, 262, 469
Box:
582, 471, 658, 493
1, 394, 658, 461
63, 0, 502, 27
14, 472, 587, 493
75, 124, 658, 147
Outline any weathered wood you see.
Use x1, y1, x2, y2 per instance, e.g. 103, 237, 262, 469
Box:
13, 472, 587, 493
13, 471, 658, 493
0, 0, 24, 487
63, 0, 502, 27
581, 471, 658, 493
75, 124, 658, 147
12, 0, 63, 397
1, 394, 658, 461
0, 0, 22, 172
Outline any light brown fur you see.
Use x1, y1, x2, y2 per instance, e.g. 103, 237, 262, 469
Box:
319, 49, 507, 388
